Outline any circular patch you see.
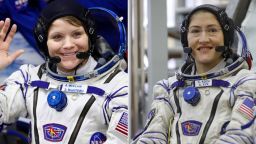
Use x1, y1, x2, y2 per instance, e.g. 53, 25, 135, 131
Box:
90, 132, 107, 144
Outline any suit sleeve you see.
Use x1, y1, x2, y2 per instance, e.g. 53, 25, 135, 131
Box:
215, 74, 256, 144
103, 71, 129, 144
134, 80, 175, 144
0, 65, 31, 127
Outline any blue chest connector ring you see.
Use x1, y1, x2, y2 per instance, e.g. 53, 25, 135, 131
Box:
47, 90, 67, 111
183, 86, 200, 106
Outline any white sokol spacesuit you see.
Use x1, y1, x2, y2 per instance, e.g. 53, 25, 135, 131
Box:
134, 4, 256, 144
0, 57, 128, 144
0, 0, 128, 143
135, 58, 256, 144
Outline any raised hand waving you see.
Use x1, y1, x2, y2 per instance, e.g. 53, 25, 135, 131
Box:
0, 18, 24, 70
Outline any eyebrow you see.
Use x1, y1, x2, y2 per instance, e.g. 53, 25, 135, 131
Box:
189, 24, 221, 29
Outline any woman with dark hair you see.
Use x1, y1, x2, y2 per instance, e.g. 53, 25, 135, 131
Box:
134, 4, 255, 144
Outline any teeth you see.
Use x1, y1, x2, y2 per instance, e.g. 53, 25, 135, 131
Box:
63, 52, 75, 56
199, 47, 210, 50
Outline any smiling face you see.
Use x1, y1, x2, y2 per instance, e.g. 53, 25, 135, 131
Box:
47, 16, 89, 73
187, 10, 224, 73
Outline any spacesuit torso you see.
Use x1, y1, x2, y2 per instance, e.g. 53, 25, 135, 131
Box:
135, 57, 256, 144
0, 56, 128, 144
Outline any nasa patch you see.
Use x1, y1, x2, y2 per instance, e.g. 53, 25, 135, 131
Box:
90, 132, 106, 144
43, 123, 67, 142
181, 120, 202, 136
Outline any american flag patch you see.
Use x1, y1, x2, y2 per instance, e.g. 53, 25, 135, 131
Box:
238, 98, 254, 119
115, 112, 128, 136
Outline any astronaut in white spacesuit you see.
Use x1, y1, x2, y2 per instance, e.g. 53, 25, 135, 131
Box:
0, 0, 128, 143
134, 4, 256, 144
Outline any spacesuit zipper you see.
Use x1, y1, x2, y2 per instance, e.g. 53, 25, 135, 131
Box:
33, 87, 40, 144
68, 95, 96, 144
67, 68, 120, 143
33, 63, 46, 144
173, 89, 181, 144
104, 68, 121, 83
198, 89, 224, 144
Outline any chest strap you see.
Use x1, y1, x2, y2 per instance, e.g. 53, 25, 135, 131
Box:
29, 80, 105, 96
33, 63, 46, 144
171, 79, 230, 89
68, 95, 96, 144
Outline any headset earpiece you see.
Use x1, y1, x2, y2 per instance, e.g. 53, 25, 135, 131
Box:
180, 16, 189, 48
34, 17, 49, 59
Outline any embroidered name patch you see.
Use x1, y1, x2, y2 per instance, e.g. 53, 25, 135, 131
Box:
181, 120, 202, 136
43, 123, 67, 142
115, 112, 128, 136
90, 132, 106, 144
61, 83, 87, 93
237, 98, 254, 120
195, 79, 212, 87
